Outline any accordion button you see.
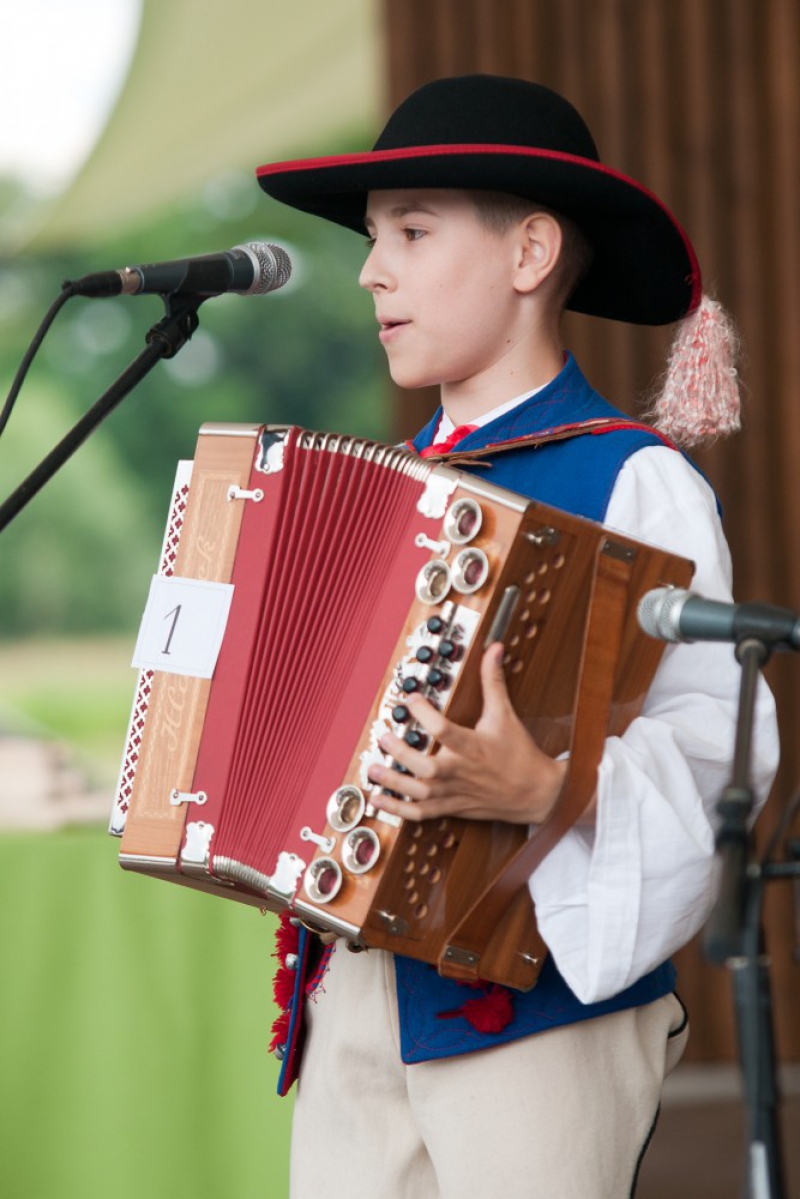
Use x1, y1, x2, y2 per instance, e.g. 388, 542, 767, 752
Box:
426, 668, 447, 689
354, 837, 376, 867
392, 704, 411, 723
426, 616, 445, 635
317, 867, 339, 895
416, 645, 435, 664
438, 639, 460, 661
404, 730, 428, 750
402, 677, 421, 694
305, 858, 343, 903
327, 785, 366, 832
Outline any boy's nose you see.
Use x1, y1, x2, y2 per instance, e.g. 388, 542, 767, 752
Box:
359, 245, 393, 292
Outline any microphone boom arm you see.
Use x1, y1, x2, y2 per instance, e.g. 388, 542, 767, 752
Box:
0, 291, 203, 534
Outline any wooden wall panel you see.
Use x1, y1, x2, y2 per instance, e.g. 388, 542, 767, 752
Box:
383, 0, 799, 1061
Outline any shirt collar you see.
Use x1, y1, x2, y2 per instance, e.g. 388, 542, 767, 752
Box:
436, 383, 547, 440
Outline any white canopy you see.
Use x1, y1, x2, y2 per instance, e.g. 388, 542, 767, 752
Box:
28, 0, 379, 248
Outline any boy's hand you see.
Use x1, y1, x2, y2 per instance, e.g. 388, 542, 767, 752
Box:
367, 642, 567, 825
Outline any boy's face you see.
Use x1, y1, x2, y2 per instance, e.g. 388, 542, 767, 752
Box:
361, 189, 525, 400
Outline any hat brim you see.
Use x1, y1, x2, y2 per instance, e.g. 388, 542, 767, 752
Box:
257, 144, 701, 326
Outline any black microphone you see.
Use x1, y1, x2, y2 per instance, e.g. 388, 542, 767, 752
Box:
637, 587, 800, 650
66, 242, 292, 299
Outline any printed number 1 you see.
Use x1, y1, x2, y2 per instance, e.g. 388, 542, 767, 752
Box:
162, 604, 182, 655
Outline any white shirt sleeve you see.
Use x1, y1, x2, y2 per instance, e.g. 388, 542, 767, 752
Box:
528, 445, 780, 1003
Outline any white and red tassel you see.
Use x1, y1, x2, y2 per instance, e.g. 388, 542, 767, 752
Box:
647, 295, 742, 448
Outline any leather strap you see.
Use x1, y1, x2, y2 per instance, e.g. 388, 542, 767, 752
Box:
417, 418, 677, 469
441, 537, 635, 985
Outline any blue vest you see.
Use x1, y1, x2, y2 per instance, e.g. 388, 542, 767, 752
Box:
410, 352, 675, 522
396, 353, 677, 1064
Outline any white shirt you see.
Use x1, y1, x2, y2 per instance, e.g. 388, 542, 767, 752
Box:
528, 444, 780, 1003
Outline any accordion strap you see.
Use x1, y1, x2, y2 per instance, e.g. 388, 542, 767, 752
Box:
417, 418, 678, 469
441, 536, 634, 988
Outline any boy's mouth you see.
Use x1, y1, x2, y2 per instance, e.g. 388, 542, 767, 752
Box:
378, 318, 409, 343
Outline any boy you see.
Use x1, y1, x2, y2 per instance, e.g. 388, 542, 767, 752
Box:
256, 75, 779, 1198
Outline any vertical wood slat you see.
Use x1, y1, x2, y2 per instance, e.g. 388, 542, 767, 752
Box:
382, 0, 800, 1061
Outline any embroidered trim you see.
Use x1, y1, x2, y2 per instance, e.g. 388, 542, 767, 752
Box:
269, 914, 335, 1094
306, 942, 334, 1002
269, 911, 301, 1054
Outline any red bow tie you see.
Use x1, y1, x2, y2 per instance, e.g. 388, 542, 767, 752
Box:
419, 423, 479, 458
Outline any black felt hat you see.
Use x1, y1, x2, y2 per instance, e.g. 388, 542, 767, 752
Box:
257, 74, 701, 326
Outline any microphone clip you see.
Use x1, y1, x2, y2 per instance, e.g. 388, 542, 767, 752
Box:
145, 292, 204, 358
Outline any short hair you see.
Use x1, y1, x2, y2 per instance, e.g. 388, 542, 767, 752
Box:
468, 190, 594, 310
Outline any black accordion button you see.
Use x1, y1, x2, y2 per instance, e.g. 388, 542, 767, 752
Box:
426, 668, 447, 689
438, 639, 460, 661
404, 730, 428, 750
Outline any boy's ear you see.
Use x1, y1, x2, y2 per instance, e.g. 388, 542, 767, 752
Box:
514, 213, 563, 295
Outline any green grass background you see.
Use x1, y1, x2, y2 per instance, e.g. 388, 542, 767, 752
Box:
0, 830, 292, 1198
0, 639, 135, 781
0, 642, 293, 1198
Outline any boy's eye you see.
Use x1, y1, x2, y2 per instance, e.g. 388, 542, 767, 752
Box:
404, 227, 425, 241
364, 236, 376, 249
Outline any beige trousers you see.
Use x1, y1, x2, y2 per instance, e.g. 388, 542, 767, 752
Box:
290, 944, 688, 1199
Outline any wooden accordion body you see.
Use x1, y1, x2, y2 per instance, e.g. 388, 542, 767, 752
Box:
111, 423, 693, 990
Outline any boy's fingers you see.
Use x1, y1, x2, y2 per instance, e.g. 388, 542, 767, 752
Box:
404, 694, 470, 753
479, 641, 514, 717
367, 764, 434, 802
370, 792, 432, 822
376, 734, 438, 780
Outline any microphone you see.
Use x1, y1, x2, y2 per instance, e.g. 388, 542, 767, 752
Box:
67, 242, 292, 299
637, 587, 800, 650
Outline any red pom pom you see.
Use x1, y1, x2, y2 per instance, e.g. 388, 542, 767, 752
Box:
269, 1007, 292, 1054
458, 987, 514, 1033
274, 910, 300, 958
437, 984, 514, 1033
271, 911, 302, 1012
273, 967, 296, 1010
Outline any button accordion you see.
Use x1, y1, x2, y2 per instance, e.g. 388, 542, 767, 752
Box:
111, 423, 692, 989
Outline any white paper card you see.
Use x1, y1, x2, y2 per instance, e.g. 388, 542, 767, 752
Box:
132, 575, 234, 678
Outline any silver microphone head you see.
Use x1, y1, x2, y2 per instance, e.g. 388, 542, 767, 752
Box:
236, 241, 292, 294
637, 586, 694, 641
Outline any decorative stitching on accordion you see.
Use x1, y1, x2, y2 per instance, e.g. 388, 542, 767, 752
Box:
109, 481, 190, 831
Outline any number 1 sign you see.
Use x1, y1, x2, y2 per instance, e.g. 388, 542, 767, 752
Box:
132, 575, 235, 679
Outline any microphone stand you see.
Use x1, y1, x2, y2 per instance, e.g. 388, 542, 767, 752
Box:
0, 293, 203, 534
704, 636, 788, 1199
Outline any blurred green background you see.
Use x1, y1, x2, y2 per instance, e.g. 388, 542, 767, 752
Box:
0, 2, 385, 1195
